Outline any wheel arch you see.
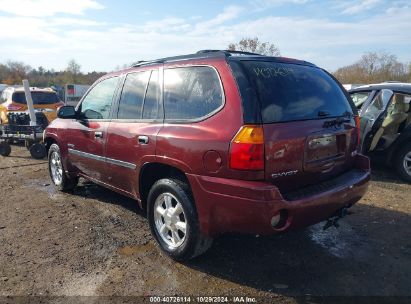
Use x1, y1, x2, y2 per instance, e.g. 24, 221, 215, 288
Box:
139, 162, 191, 212
386, 128, 411, 165
44, 136, 58, 154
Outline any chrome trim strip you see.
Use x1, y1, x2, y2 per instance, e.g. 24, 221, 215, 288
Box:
68, 148, 136, 170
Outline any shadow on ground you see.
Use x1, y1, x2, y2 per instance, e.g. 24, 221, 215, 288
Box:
53, 168, 411, 297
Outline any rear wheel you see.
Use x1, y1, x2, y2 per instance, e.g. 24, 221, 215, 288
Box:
147, 178, 212, 261
394, 142, 411, 183
0, 141, 11, 156
29, 142, 47, 159
48, 143, 78, 191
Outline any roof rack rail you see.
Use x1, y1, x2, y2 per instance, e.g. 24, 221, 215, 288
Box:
131, 59, 164, 67
197, 50, 261, 56
128, 49, 263, 69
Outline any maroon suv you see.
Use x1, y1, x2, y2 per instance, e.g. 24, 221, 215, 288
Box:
44, 50, 370, 261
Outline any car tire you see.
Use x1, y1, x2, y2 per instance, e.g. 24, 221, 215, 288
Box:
147, 178, 212, 261
48, 143, 78, 191
0, 141, 11, 156
29, 142, 47, 159
394, 142, 411, 183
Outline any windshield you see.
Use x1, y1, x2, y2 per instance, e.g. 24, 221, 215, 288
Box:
12, 92, 60, 105
350, 91, 372, 109
238, 61, 353, 123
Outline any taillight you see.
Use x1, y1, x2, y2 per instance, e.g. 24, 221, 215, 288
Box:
229, 125, 264, 170
355, 116, 361, 146
6, 104, 23, 111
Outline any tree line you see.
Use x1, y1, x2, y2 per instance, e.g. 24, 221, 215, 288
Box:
1, 38, 410, 87
333, 52, 411, 84
0, 59, 105, 87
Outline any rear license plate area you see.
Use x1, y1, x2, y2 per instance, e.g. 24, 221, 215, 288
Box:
304, 133, 347, 171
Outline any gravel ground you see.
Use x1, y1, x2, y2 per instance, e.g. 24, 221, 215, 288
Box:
0, 145, 410, 303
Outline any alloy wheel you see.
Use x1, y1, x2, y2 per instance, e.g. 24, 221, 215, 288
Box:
153, 192, 187, 249
403, 151, 411, 177
50, 151, 63, 185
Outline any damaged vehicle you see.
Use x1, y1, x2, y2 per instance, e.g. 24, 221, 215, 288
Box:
350, 84, 411, 182
44, 50, 370, 261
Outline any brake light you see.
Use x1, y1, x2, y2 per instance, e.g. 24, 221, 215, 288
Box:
355, 116, 361, 146
6, 104, 23, 111
229, 125, 264, 170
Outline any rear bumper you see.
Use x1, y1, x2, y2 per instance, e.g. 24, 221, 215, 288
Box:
187, 154, 371, 236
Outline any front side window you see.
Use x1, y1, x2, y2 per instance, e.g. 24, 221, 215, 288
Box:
80, 77, 119, 120
164, 66, 223, 120
117, 71, 150, 119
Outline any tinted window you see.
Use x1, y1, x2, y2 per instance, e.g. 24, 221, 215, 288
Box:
12, 92, 60, 105
80, 77, 118, 120
240, 61, 352, 123
164, 66, 223, 120
142, 70, 160, 119
118, 71, 150, 119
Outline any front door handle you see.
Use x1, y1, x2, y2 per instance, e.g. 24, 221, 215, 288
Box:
138, 135, 149, 145
94, 131, 103, 138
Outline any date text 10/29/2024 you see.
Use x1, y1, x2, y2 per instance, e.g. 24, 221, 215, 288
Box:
149, 296, 257, 303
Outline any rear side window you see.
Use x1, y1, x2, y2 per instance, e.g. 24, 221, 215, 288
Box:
117, 71, 150, 119
164, 66, 223, 121
239, 61, 352, 123
12, 92, 60, 105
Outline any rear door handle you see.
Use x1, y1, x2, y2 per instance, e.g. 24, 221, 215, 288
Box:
94, 131, 103, 138
138, 135, 149, 145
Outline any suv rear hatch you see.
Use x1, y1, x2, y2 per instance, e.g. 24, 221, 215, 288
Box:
230, 59, 359, 193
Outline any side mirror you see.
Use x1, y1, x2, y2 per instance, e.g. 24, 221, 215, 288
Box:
57, 106, 76, 119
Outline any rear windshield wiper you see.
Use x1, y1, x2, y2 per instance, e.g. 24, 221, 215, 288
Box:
323, 116, 352, 128
318, 110, 330, 117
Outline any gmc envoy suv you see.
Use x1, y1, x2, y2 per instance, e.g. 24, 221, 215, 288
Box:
44, 50, 370, 261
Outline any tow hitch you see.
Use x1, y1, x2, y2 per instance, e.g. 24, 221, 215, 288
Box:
323, 207, 352, 230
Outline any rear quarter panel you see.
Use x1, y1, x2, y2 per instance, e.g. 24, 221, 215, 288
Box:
155, 58, 263, 180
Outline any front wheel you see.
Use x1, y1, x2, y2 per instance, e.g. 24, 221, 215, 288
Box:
48, 143, 78, 191
147, 178, 212, 261
394, 142, 411, 183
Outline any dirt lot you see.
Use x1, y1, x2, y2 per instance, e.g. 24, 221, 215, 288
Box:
0, 145, 410, 302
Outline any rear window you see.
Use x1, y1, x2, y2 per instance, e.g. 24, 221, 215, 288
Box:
238, 61, 352, 123
12, 92, 60, 105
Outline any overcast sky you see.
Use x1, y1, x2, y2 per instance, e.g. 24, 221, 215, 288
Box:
0, 0, 410, 72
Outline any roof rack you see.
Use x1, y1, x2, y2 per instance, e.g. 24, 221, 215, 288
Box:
131, 59, 165, 67
197, 50, 261, 56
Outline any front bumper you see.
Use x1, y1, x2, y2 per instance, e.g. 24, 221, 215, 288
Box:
187, 154, 371, 236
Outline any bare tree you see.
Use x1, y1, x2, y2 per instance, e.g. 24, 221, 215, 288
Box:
228, 37, 280, 56
334, 52, 409, 84
65, 59, 81, 83
66, 59, 81, 75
